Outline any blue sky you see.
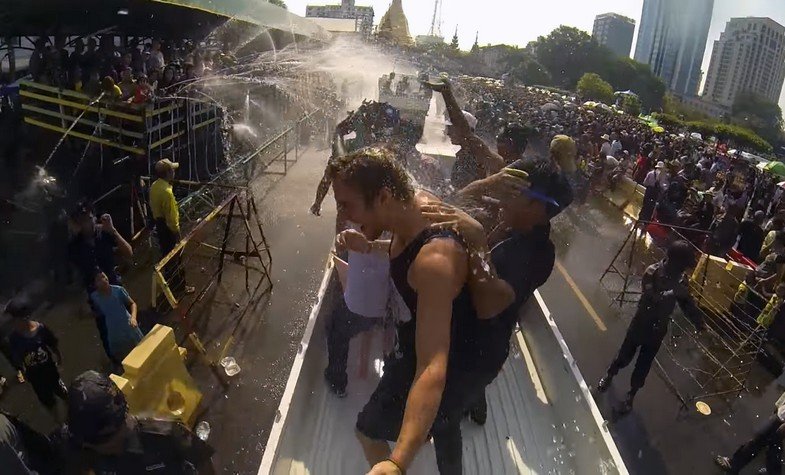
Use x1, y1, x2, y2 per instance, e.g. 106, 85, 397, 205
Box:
287, 0, 785, 108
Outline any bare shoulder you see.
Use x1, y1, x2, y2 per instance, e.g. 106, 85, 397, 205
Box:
410, 237, 468, 292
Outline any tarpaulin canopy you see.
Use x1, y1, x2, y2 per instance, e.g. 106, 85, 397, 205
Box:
4, 0, 329, 41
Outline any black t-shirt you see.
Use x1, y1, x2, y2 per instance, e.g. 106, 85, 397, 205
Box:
737, 219, 765, 262
477, 225, 555, 372
389, 228, 480, 373
68, 229, 119, 290
64, 419, 213, 475
9, 324, 59, 377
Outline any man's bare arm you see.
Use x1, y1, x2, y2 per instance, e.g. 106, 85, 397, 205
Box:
389, 239, 466, 470
438, 84, 505, 175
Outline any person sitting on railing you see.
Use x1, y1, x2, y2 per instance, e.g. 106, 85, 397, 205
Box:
130, 74, 154, 106
69, 65, 83, 94
100, 76, 123, 102
29, 37, 48, 83
83, 70, 101, 97
117, 68, 136, 101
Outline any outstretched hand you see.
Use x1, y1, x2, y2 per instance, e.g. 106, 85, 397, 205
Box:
420, 201, 487, 252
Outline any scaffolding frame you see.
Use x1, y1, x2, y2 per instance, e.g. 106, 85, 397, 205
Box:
152, 185, 272, 375
600, 218, 768, 408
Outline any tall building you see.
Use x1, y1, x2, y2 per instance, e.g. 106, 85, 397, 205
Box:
703, 17, 785, 108
634, 0, 714, 96
592, 13, 635, 58
305, 0, 374, 38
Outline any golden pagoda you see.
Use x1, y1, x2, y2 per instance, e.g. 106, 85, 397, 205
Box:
377, 0, 414, 46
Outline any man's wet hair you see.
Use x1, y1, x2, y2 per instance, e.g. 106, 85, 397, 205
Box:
666, 240, 696, 269
70, 200, 94, 220
498, 123, 537, 153
5, 295, 33, 319
333, 146, 414, 206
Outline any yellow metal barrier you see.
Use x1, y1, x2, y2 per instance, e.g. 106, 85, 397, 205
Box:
23, 117, 146, 155
690, 253, 754, 315
110, 325, 202, 427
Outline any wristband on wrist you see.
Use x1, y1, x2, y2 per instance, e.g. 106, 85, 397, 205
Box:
386, 457, 405, 474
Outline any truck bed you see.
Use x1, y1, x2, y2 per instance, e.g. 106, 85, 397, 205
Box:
259, 262, 627, 474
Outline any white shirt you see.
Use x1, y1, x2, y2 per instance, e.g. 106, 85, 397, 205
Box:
148, 50, 165, 71
600, 142, 612, 156
611, 140, 623, 156
643, 169, 668, 188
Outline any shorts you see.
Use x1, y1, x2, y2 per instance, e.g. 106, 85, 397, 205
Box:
28, 370, 68, 408
355, 354, 491, 442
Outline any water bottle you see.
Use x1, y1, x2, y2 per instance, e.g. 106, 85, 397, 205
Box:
195, 421, 211, 441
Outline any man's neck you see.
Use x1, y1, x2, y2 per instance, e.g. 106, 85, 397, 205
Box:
388, 199, 429, 244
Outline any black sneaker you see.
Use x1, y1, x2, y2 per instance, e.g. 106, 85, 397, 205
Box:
469, 397, 487, 426
713, 455, 733, 472
597, 376, 612, 393
323, 371, 347, 398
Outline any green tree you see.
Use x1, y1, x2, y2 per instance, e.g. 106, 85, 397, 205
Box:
621, 94, 642, 116
731, 92, 784, 146
504, 50, 552, 85
528, 26, 606, 89
577, 72, 614, 104
471, 32, 480, 54
268, 0, 287, 8
450, 28, 460, 50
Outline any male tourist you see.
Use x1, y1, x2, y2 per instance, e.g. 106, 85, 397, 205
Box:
68, 203, 133, 362
331, 147, 499, 474
61, 371, 214, 474
597, 240, 703, 413
150, 159, 194, 296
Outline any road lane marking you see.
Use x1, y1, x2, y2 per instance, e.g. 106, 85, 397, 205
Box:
554, 261, 607, 332
514, 327, 549, 404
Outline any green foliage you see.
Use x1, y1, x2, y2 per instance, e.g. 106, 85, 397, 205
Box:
450, 30, 460, 50
268, 0, 287, 9
662, 93, 711, 121
577, 73, 614, 104
524, 26, 665, 111
653, 113, 773, 153
504, 51, 552, 86
528, 26, 604, 89
731, 92, 784, 146
621, 94, 642, 116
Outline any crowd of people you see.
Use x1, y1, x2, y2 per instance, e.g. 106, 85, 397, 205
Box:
28, 35, 236, 105
304, 72, 785, 475
0, 155, 206, 473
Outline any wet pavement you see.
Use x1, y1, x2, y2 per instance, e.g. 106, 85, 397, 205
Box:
541, 196, 783, 475
2, 145, 783, 474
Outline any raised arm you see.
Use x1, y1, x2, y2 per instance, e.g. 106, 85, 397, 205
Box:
386, 239, 466, 471
427, 80, 505, 175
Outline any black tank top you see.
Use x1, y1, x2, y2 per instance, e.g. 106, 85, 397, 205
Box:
389, 227, 480, 372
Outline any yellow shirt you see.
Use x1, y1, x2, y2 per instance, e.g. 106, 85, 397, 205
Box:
150, 178, 179, 233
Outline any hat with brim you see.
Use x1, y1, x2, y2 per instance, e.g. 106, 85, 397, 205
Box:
655, 161, 666, 169
601, 134, 610, 141
154, 158, 179, 175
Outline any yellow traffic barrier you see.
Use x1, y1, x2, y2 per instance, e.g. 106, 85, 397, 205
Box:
601, 176, 645, 220
690, 253, 753, 315
110, 325, 202, 427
